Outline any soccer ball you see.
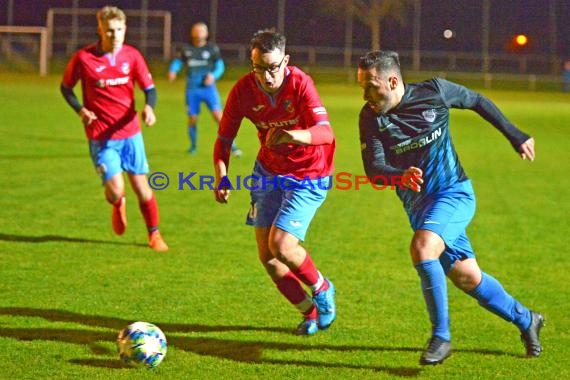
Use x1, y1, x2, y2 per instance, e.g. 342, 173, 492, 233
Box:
117, 321, 167, 369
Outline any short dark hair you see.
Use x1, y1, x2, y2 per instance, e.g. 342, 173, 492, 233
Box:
358, 50, 401, 78
250, 29, 286, 54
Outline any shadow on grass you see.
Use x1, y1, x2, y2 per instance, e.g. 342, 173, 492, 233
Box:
0, 307, 520, 376
0, 233, 146, 248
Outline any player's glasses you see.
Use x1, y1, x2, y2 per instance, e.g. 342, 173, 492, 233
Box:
251, 55, 286, 75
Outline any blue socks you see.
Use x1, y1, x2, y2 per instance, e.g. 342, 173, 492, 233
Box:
468, 272, 531, 330
415, 259, 450, 341
188, 125, 197, 150
415, 261, 532, 340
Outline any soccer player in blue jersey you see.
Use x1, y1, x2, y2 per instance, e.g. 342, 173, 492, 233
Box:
357, 50, 544, 365
169, 22, 241, 156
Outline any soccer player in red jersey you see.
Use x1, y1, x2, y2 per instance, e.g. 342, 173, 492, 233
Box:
213, 30, 336, 335
60, 6, 168, 252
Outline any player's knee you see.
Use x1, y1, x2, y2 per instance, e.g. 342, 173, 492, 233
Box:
262, 257, 283, 278
268, 239, 298, 264
450, 274, 478, 291
448, 259, 481, 291
409, 240, 437, 262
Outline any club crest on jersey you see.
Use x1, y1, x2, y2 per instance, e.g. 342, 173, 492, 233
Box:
121, 62, 130, 74
201, 51, 211, 59
422, 109, 436, 122
283, 99, 294, 113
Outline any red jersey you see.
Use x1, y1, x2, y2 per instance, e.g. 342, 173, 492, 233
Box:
217, 67, 335, 179
62, 43, 154, 140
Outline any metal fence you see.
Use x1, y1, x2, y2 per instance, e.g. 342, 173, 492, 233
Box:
212, 43, 565, 90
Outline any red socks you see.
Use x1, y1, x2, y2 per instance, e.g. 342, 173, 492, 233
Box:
275, 271, 316, 318
291, 253, 329, 294
139, 194, 159, 232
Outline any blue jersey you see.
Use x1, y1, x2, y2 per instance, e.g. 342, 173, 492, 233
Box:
169, 42, 224, 89
359, 78, 530, 212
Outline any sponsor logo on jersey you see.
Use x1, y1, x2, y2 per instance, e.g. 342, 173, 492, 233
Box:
422, 109, 437, 122
188, 58, 209, 67
256, 117, 299, 130
393, 127, 442, 154
96, 76, 130, 87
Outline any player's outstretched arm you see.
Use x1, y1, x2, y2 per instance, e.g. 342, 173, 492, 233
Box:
519, 137, 535, 161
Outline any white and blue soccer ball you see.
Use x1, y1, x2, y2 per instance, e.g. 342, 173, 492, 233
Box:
117, 321, 167, 369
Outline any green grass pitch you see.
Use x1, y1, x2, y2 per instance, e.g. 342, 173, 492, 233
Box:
0, 69, 569, 379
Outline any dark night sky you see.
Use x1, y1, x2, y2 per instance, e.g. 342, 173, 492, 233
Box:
1, 0, 568, 57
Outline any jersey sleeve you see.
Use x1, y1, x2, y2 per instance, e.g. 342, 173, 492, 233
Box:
61, 52, 81, 89
435, 78, 531, 151
211, 44, 222, 61
296, 75, 334, 144
132, 49, 155, 91
359, 106, 404, 184
299, 75, 330, 127
211, 58, 225, 80
213, 81, 243, 167
218, 82, 243, 141
431, 78, 480, 109
169, 58, 183, 73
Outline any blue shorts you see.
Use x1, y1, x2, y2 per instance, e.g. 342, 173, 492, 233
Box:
408, 180, 476, 273
245, 161, 330, 241
88, 132, 149, 183
185, 86, 222, 116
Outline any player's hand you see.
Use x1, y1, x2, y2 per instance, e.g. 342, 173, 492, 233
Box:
214, 188, 230, 203
214, 176, 231, 203
203, 73, 215, 86
519, 137, 535, 161
265, 128, 292, 147
402, 166, 423, 192
142, 105, 156, 127
79, 107, 97, 126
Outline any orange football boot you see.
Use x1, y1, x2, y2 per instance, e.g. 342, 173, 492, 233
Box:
149, 230, 169, 252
